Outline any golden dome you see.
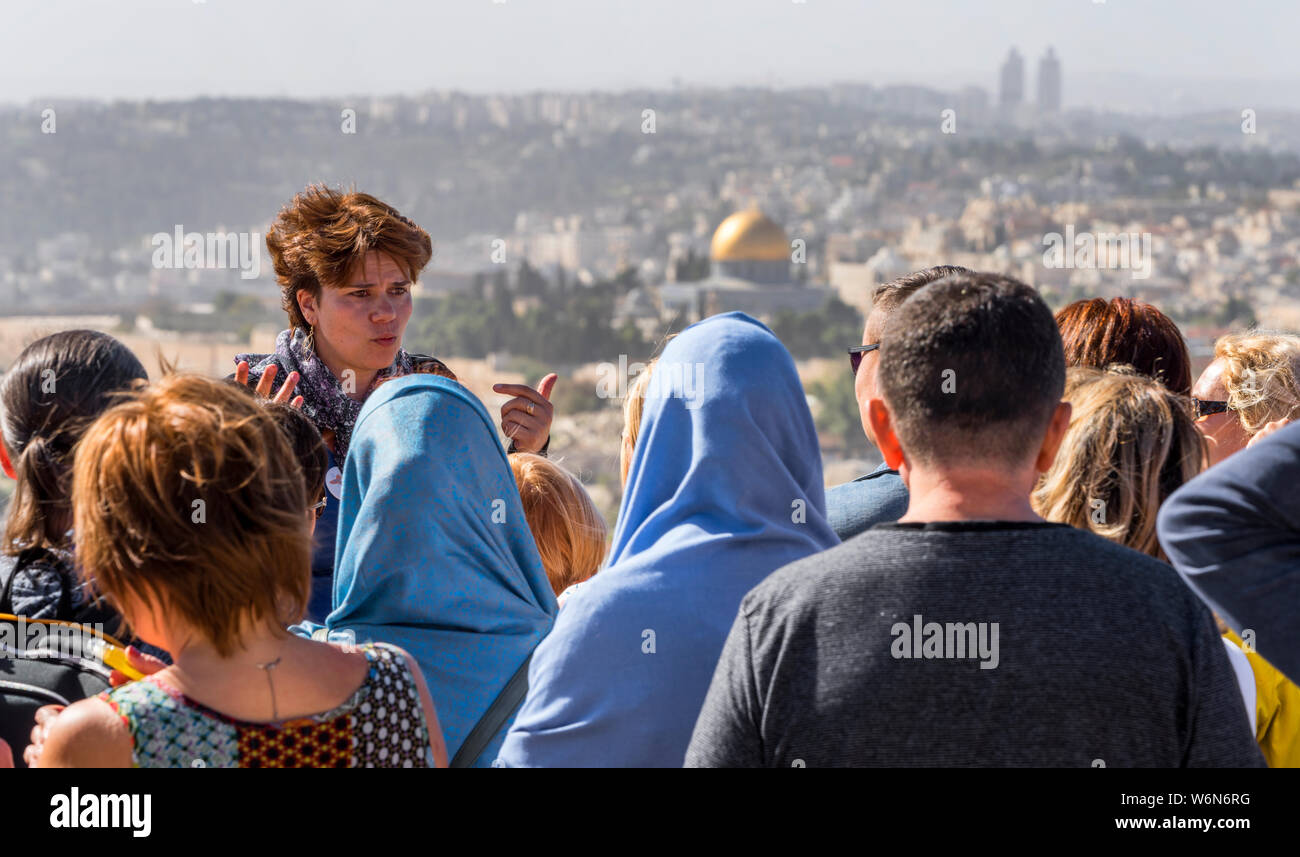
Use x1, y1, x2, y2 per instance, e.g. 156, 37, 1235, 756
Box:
710, 209, 790, 262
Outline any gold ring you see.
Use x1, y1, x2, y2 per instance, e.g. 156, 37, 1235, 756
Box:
527, 401, 535, 416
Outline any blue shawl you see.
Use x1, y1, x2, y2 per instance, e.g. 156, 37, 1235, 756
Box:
302, 374, 557, 766
496, 312, 839, 766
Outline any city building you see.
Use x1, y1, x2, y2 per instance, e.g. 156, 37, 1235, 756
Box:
1038, 47, 1062, 112
1000, 48, 1025, 108
654, 209, 830, 322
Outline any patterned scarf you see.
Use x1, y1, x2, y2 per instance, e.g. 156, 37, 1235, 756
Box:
235, 328, 413, 461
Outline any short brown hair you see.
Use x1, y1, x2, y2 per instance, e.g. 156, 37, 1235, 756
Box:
1055, 298, 1192, 395
1033, 365, 1206, 559
879, 272, 1065, 467
266, 185, 434, 331
510, 454, 607, 595
871, 265, 973, 317
71, 374, 312, 656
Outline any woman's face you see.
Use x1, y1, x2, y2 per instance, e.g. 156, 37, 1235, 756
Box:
298, 251, 413, 378
1192, 358, 1252, 467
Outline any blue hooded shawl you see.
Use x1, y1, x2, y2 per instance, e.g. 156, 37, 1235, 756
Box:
496, 312, 840, 767
301, 374, 557, 766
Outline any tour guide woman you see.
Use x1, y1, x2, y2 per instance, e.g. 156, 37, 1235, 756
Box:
234, 185, 556, 622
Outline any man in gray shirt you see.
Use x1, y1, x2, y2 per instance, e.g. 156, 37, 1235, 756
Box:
687, 271, 1263, 768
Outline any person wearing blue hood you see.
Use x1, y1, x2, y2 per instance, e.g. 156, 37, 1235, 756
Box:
294, 373, 558, 767
495, 312, 840, 767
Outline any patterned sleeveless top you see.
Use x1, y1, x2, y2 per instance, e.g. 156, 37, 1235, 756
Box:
101, 642, 434, 768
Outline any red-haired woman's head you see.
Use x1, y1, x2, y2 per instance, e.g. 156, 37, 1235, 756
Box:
1055, 298, 1192, 395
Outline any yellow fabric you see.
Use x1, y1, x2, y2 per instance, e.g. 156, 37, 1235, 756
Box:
1225, 629, 1300, 767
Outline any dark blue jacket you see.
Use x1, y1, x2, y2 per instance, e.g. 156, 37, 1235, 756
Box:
1158, 420, 1300, 683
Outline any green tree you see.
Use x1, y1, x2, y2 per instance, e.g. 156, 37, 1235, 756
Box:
807, 372, 864, 453
769, 297, 864, 359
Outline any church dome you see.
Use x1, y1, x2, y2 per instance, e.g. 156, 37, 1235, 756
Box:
710, 209, 790, 262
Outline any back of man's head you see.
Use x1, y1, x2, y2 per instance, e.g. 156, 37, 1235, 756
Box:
871, 265, 973, 319
878, 271, 1065, 468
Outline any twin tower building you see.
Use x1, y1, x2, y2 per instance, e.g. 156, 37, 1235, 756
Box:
1000, 47, 1062, 112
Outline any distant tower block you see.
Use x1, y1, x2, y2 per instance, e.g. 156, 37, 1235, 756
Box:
1038, 47, 1062, 112
1000, 47, 1025, 107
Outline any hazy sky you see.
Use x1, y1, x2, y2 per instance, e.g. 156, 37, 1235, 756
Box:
2, 0, 1297, 106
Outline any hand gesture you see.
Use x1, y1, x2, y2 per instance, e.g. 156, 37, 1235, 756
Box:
235, 361, 305, 409
494, 373, 557, 454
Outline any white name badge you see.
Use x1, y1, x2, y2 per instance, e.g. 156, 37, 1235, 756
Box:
326, 466, 344, 500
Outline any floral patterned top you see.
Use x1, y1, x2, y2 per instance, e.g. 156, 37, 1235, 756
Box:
100, 642, 434, 768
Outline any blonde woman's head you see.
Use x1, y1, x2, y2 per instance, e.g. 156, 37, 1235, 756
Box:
620, 359, 657, 487
1033, 365, 1206, 560
510, 453, 607, 596
1192, 331, 1300, 466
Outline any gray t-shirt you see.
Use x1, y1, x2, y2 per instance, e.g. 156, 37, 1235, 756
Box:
685, 521, 1264, 768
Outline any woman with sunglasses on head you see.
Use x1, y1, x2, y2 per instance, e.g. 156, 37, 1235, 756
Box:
231, 185, 556, 622
1191, 332, 1300, 467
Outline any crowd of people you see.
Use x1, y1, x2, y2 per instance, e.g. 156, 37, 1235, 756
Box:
3, 184, 1300, 767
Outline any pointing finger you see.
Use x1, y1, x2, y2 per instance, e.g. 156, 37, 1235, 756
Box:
537, 373, 558, 401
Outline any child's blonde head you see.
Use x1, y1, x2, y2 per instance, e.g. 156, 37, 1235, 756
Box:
510, 454, 607, 595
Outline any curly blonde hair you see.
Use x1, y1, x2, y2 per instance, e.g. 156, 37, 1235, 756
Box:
1033, 365, 1206, 560
1213, 331, 1300, 435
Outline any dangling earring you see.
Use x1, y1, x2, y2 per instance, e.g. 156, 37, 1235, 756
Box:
304, 323, 316, 354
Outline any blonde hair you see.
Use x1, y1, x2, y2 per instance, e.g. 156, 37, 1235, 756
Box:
1033, 365, 1206, 560
620, 359, 657, 487
1214, 331, 1300, 434
510, 453, 607, 595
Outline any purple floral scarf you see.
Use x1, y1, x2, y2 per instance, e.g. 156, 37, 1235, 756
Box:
235, 328, 413, 461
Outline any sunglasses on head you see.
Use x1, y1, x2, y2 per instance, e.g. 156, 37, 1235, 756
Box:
1193, 398, 1233, 419
848, 343, 880, 375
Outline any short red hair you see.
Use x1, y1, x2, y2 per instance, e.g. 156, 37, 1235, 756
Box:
72, 375, 312, 656
1055, 298, 1192, 395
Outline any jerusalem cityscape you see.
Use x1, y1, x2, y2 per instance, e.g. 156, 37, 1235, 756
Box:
5, 45, 1299, 521
3, 0, 1300, 799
